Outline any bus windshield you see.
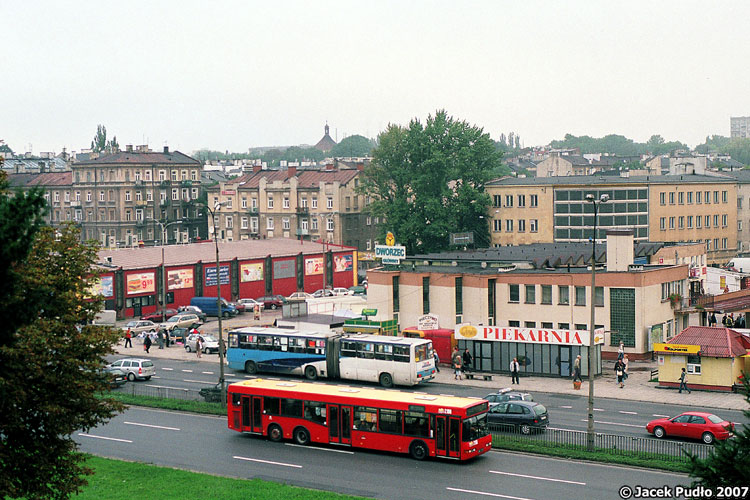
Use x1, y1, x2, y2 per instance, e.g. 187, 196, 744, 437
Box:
414, 343, 431, 362
462, 413, 489, 442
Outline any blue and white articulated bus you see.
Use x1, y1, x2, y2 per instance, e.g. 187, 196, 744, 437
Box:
226, 328, 436, 387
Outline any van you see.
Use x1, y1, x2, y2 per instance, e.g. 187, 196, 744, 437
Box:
190, 297, 237, 317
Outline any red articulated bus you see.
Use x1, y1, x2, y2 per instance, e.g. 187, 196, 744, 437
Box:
227, 378, 492, 461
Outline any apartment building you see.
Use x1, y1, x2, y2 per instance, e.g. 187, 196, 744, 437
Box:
204, 164, 378, 250
731, 116, 750, 139
486, 174, 737, 264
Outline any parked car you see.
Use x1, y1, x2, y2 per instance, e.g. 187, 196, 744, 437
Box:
484, 388, 534, 407
177, 305, 207, 322
312, 288, 334, 298
229, 301, 246, 313
486, 401, 548, 434
101, 366, 128, 388
646, 411, 733, 444
257, 295, 286, 310
160, 313, 202, 332
190, 297, 238, 317
121, 320, 158, 335
107, 358, 156, 381
348, 285, 367, 296
141, 308, 178, 322
238, 298, 263, 310
185, 334, 220, 354
287, 291, 313, 300
332, 287, 353, 296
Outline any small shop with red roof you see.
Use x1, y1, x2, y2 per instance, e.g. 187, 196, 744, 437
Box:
656, 326, 750, 391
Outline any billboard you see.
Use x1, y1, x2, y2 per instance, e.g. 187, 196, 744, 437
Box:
454, 325, 605, 346
127, 272, 156, 295
168, 269, 194, 290
205, 265, 230, 286
240, 262, 264, 282
334, 254, 353, 272
273, 259, 296, 279
305, 257, 325, 275
89, 276, 114, 297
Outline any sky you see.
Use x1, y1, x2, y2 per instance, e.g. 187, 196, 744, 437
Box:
3, 1, 750, 156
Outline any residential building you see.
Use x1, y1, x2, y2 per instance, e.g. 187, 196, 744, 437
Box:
534, 153, 596, 177
716, 169, 750, 254
731, 116, 750, 139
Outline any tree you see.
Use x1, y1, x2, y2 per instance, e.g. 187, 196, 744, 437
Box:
358, 110, 501, 255
329, 135, 375, 158
90, 125, 119, 154
695, 135, 730, 154
721, 138, 750, 166
0, 175, 122, 499
688, 375, 750, 487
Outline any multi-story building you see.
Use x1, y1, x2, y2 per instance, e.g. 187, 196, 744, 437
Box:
204, 164, 378, 250
486, 174, 737, 264
730, 116, 750, 139
72, 145, 204, 246
534, 153, 596, 177
717, 169, 750, 254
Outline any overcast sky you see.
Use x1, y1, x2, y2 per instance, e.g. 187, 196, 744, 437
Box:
3, 1, 750, 155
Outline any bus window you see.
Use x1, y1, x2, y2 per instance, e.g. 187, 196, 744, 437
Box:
393, 345, 410, 363
379, 409, 403, 434
239, 334, 256, 349
374, 343, 393, 361
279, 336, 288, 352
358, 342, 374, 359
273, 336, 282, 351
264, 397, 281, 415
304, 401, 327, 425
404, 411, 430, 437
341, 340, 357, 357
414, 344, 428, 362
354, 407, 378, 432
462, 414, 489, 442
281, 398, 303, 417
288, 337, 304, 353
229, 333, 239, 348
257, 335, 273, 351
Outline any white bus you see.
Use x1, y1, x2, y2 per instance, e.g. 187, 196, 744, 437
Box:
226, 328, 436, 387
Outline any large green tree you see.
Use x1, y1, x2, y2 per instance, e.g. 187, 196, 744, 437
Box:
359, 110, 501, 254
0, 174, 122, 499
329, 134, 376, 158
90, 125, 119, 154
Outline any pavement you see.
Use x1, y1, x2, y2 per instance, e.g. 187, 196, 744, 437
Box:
113, 312, 749, 412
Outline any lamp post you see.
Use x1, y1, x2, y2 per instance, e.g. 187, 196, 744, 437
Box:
204, 201, 228, 403
585, 193, 609, 451
147, 218, 184, 323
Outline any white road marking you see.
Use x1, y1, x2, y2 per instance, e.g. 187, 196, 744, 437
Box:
162, 367, 174, 371
558, 405, 572, 409
285, 443, 354, 454
124, 421, 180, 431
619, 411, 637, 415
446, 487, 533, 500
201, 371, 214, 375
653, 414, 670, 418
233, 455, 302, 468
183, 379, 217, 385
593, 408, 605, 412
580, 419, 644, 428
489, 470, 586, 485
78, 433, 132, 443
152, 376, 161, 379
181, 369, 193, 373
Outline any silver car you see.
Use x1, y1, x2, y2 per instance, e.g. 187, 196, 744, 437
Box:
185, 334, 220, 354
160, 313, 202, 332
121, 320, 158, 335
108, 358, 156, 381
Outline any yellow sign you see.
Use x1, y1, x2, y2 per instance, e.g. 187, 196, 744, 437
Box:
385, 232, 395, 246
654, 343, 700, 354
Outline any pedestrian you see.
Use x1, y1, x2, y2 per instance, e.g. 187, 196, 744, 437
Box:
722, 313, 730, 327
157, 329, 164, 349
124, 328, 133, 348
433, 350, 440, 372
196, 336, 203, 358
143, 334, 152, 354
462, 348, 473, 373
614, 358, 625, 388
452, 350, 463, 380
678, 367, 691, 393
617, 341, 624, 361
510, 357, 520, 384
622, 354, 629, 386
709, 311, 717, 326
572, 354, 582, 382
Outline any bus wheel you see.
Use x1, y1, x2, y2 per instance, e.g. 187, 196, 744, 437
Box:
379, 372, 393, 388
410, 441, 428, 460
268, 424, 283, 442
293, 427, 310, 445
245, 361, 258, 374
305, 366, 318, 380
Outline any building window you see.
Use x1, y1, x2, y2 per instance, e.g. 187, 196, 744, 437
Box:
241, 217, 248, 229
301, 218, 308, 230
493, 195, 502, 207
660, 192, 665, 205
678, 192, 684, 205
191, 170, 198, 181
722, 190, 728, 203
738, 196, 743, 209
283, 197, 290, 209
705, 191, 710, 204
722, 238, 728, 249
493, 219, 502, 232
518, 219, 526, 232
687, 354, 701, 375
722, 214, 727, 227
250, 217, 258, 233
530, 219, 538, 232
283, 217, 290, 230
241, 198, 247, 209
505, 195, 513, 208
678, 216, 684, 229
696, 216, 702, 228
171, 170, 178, 181
226, 216, 233, 228
505, 220, 514, 232
508, 321, 520, 327
558, 285, 569, 305
687, 215, 693, 228
687, 191, 693, 204
669, 217, 675, 229
172, 189, 179, 200
595, 286, 604, 306
509, 284, 519, 303
422, 277, 430, 314
327, 197, 333, 209
714, 191, 719, 204
366, 240, 371, 250
455, 277, 463, 315
312, 197, 318, 209
524, 285, 535, 304
517, 195, 525, 207
696, 191, 702, 204
98, 191, 105, 202
575, 286, 586, 306
739, 220, 743, 232
660, 217, 666, 230
267, 196, 274, 209
392, 276, 400, 313
530, 194, 538, 207
326, 218, 334, 231
266, 218, 274, 230
669, 192, 674, 205
707, 239, 712, 251
159, 170, 166, 181
312, 218, 318, 230
541, 285, 552, 305
714, 238, 719, 250
251, 198, 257, 209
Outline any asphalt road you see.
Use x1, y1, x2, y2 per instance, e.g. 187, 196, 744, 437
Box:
77, 406, 694, 500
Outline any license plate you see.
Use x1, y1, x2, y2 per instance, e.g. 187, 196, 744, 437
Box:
541, 415, 547, 420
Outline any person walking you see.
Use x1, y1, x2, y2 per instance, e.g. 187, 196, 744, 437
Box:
510, 357, 520, 384
678, 367, 691, 393
462, 348, 473, 374
143, 334, 152, 354
124, 328, 133, 348
433, 350, 440, 372
709, 311, 717, 326
615, 358, 625, 388
196, 336, 203, 358
157, 329, 164, 349
572, 354, 582, 382
617, 341, 624, 361
622, 354, 629, 385
452, 350, 463, 380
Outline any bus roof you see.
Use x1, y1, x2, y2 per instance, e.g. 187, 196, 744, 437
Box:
344, 334, 431, 345
228, 327, 337, 340
229, 378, 484, 412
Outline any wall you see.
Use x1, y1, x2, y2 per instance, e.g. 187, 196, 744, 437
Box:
487, 184, 554, 246
237, 259, 266, 300
658, 354, 736, 390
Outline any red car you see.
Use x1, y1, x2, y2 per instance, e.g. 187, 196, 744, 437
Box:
141, 308, 179, 322
646, 411, 733, 444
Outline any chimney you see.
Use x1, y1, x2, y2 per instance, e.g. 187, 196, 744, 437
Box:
606, 229, 634, 272
253, 165, 262, 173
356, 162, 364, 171
287, 166, 297, 178
163, 146, 169, 153
126, 145, 133, 152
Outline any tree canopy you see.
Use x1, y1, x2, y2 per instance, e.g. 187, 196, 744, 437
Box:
358, 110, 501, 255
0, 173, 122, 499
329, 134, 376, 158
90, 125, 119, 154
549, 133, 687, 156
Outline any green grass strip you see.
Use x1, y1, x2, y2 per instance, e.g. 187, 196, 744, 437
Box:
101, 392, 225, 415
78, 455, 366, 500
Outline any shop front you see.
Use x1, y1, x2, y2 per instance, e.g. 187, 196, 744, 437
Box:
454, 325, 604, 377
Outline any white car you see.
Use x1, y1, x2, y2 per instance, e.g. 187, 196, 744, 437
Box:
121, 320, 158, 335
288, 291, 313, 300
185, 334, 220, 354
331, 287, 353, 296
312, 289, 335, 298
237, 298, 263, 310
107, 358, 156, 381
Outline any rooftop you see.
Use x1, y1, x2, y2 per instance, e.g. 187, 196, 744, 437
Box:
487, 173, 735, 187
667, 326, 750, 358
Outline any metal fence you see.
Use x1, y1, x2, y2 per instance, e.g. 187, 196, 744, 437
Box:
489, 424, 714, 464
114, 382, 204, 401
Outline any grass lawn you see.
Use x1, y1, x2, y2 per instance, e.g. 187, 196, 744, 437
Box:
78, 455, 368, 500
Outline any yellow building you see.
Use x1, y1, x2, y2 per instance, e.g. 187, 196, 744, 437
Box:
656, 326, 750, 391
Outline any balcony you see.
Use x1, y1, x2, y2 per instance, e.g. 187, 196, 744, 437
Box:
296, 206, 309, 215
135, 200, 148, 207
160, 200, 171, 207
134, 179, 143, 186
159, 180, 171, 188
247, 207, 259, 214
70, 200, 82, 207
180, 180, 193, 187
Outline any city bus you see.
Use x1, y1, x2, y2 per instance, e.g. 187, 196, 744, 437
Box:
226, 328, 436, 387
227, 378, 492, 461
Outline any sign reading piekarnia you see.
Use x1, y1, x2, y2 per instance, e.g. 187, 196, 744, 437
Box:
455, 325, 605, 346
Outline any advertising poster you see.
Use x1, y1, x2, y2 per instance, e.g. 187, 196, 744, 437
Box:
127, 272, 155, 295
273, 259, 295, 279
334, 254, 353, 272
240, 263, 264, 282
305, 257, 324, 275
205, 265, 230, 286
88, 276, 114, 297
168, 269, 194, 290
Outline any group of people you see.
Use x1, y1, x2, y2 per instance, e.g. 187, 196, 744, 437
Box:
449, 347, 475, 380
708, 311, 746, 329
614, 342, 629, 388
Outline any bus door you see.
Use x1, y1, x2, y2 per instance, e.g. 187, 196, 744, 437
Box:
434, 415, 461, 458
241, 396, 263, 434
327, 404, 352, 445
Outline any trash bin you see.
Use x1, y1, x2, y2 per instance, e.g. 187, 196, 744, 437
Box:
199, 383, 226, 403
573, 380, 582, 390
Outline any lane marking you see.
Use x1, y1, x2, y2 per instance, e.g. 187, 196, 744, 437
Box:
201, 371, 214, 375
162, 367, 174, 371
446, 487, 533, 500
619, 411, 638, 415
580, 419, 644, 428
285, 443, 354, 454
559, 405, 572, 409
183, 379, 217, 385
152, 376, 161, 379
233, 455, 302, 468
489, 470, 586, 485
593, 408, 605, 412
181, 369, 193, 373
78, 433, 132, 443
653, 414, 670, 418
124, 421, 180, 431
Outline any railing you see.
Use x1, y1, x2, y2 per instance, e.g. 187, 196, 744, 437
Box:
114, 382, 203, 401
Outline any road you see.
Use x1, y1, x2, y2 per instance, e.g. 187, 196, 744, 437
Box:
77, 406, 693, 500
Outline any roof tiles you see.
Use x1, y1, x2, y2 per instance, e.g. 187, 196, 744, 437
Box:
668, 326, 749, 358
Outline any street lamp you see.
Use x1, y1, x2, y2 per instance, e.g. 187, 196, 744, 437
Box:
146, 218, 184, 323
585, 192, 609, 451
203, 201, 228, 403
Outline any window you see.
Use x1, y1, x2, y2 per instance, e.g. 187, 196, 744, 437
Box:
678, 192, 684, 205
312, 218, 318, 230
530, 219, 538, 232
283, 197, 290, 209
327, 218, 334, 231
714, 215, 719, 227
517, 195, 525, 207
509, 284, 519, 303
171, 170, 178, 181
558, 285, 569, 305
705, 215, 710, 227
705, 191, 710, 204
283, 217, 290, 230
687, 191, 693, 204
714, 191, 719, 204
696, 216, 702, 228
669, 192, 674, 205
595, 286, 604, 306
172, 189, 178, 200
241, 217, 248, 229
740, 220, 743, 231
455, 277, 463, 315
505, 219, 513, 232
525, 285, 535, 304
378, 409, 403, 434
524, 321, 536, 328
251, 198, 257, 209
687, 215, 693, 228
575, 286, 586, 306
714, 238, 719, 250
392, 276, 399, 313
226, 216, 233, 228
159, 170, 166, 181
722, 238, 728, 249
267, 196, 274, 209
518, 219, 526, 232
312, 197, 318, 209
696, 191, 701, 204
687, 354, 701, 375
659, 192, 665, 205
300, 218, 308, 230
422, 277, 430, 314
541, 285, 552, 304
660, 217, 666, 230
530, 194, 538, 207
327, 197, 333, 209
493, 195, 502, 207
678, 216, 684, 229
366, 216, 372, 226
493, 220, 502, 232
669, 217, 675, 229
723, 190, 728, 203
722, 214, 727, 227
505, 195, 513, 208
306, 401, 328, 426
266, 218, 274, 230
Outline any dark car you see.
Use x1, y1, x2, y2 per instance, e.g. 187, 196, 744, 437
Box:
348, 285, 367, 296
486, 401, 548, 434
229, 301, 246, 314
646, 411, 733, 444
257, 295, 285, 310
177, 305, 207, 322
101, 366, 128, 388
141, 308, 179, 322
484, 388, 534, 407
